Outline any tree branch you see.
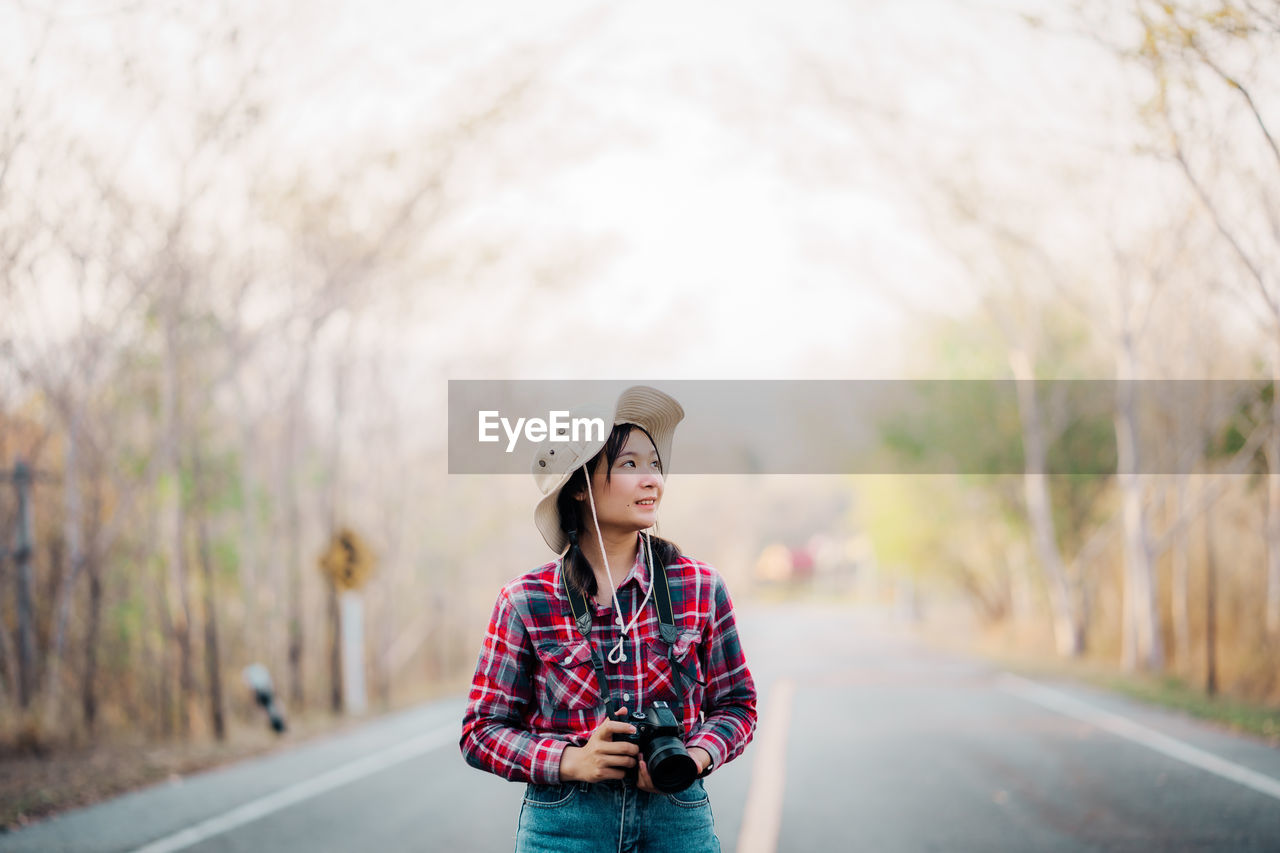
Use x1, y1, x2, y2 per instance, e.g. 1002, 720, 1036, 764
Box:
1188, 40, 1280, 173
1164, 104, 1280, 324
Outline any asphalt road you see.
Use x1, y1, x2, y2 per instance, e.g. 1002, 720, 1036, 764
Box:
4, 602, 1279, 852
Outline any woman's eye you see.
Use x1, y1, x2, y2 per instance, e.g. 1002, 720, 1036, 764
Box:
618, 458, 659, 470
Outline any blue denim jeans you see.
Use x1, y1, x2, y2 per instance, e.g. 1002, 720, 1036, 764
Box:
514, 778, 721, 853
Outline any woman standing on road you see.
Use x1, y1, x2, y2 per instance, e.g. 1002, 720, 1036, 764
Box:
460, 385, 757, 853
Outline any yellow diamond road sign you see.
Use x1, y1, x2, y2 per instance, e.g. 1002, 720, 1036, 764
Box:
320, 527, 375, 591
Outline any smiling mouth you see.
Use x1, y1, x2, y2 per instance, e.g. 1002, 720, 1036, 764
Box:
635, 499, 656, 506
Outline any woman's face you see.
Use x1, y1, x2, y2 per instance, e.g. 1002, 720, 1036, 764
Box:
578, 428, 664, 536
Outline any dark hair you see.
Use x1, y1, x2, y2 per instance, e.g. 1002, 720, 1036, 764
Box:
557, 423, 681, 596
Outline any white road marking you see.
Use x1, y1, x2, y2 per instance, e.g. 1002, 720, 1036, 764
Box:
130, 726, 457, 853
1000, 673, 1280, 802
737, 678, 794, 853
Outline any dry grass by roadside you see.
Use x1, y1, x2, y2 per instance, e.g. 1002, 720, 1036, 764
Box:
746, 588, 1280, 744
908, 606, 1280, 747
982, 651, 1280, 746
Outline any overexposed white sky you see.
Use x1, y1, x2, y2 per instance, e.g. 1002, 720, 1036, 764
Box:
304, 0, 1145, 381
3, 0, 1194, 387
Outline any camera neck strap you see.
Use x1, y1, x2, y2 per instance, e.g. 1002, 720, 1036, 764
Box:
564, 577, 621, 716
647, 553, 705, 692
562, 544, 705, 715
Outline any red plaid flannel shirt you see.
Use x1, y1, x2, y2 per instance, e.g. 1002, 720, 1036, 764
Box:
460, 547, 757, 784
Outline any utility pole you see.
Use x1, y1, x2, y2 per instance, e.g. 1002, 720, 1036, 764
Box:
1205, 504, 1218, 698
7, 459, 38, 708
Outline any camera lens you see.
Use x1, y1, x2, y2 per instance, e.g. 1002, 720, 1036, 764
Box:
645, 736, 697, 793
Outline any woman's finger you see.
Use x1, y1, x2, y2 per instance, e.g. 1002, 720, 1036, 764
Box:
602, 753, 638, 768
596, 739, 640, 755
596, 719, 637, 739
636, 757, 656, 793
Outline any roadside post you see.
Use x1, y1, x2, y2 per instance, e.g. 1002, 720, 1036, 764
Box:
319, 528, 375, 715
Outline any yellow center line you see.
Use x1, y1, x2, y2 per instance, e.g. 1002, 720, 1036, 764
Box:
736, 678, 795, 853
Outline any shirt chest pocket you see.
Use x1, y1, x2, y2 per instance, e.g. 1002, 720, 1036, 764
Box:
533, 640, 600, 715
645, 631, 704, 704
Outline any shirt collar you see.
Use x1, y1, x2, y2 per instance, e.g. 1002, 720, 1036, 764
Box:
620, 543, 651, 593
555, 534, 653, 602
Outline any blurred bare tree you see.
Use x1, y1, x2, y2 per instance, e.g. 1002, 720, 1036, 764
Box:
0, 0, 613, 748
770, 0, 1280, 686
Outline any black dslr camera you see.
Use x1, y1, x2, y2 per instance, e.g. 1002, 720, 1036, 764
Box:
618, 700, 697, 793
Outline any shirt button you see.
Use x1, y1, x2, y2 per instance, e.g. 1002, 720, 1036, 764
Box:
622, 693, 631, 702
563, 655, 574, 664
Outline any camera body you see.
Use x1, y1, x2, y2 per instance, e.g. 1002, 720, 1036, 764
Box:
617, 700, 697, 793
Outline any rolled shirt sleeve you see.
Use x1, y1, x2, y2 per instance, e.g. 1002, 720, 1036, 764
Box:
684, 572, 756, 771
459, 589, 573, 784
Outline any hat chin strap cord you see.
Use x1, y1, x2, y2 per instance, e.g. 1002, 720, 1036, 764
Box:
565, 473, 705, 724
582, 472, 655, 672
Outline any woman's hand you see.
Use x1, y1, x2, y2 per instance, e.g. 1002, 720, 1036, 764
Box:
636, 746, 713, 793
559, 711, 639, 783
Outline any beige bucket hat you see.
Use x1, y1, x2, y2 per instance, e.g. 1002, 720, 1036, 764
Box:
532, 385, 684, 554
